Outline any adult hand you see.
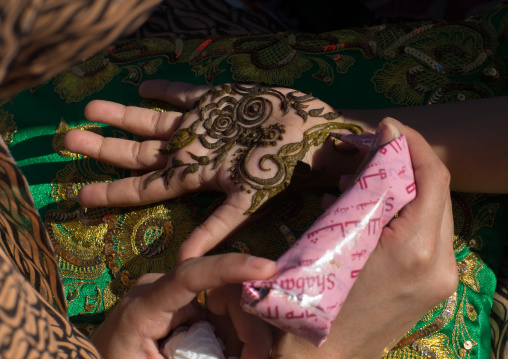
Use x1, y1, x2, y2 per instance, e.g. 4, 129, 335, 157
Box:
91, 253, 276, 359
64, 80, 365, 260
272, 118, 458, 358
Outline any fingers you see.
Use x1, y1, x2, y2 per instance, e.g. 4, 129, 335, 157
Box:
139, 80, 213, 109
381, 117, 451, 225
177, 196, 258, 261
84, 100, 181, 140
155, 254, 275, 314
119, 255, 274, 334
64, 129, 168, 170
375, 118, 456, 297
207, 285, 272, 359
77, 170, 194, 207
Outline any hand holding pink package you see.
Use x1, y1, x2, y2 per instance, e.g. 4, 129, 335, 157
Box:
241, 135, 416, 347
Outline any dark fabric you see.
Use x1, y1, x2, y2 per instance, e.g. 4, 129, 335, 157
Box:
0, 0, 161, 98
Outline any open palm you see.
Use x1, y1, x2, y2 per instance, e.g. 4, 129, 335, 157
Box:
64, 80, 363, 259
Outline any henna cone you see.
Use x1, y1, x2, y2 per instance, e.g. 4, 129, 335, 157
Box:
241, 135, 416, 347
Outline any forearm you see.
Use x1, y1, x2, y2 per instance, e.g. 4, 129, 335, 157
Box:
341, 96, 508, 193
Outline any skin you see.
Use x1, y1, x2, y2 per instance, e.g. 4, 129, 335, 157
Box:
92, 254, 276, 359
65, 80, 367, 260
65, 81, 457, 358
65, 83, 507, 263
272, 118, 457, 358
340, 97, 508, 193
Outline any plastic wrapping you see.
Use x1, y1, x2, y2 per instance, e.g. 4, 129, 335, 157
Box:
241, 135, 416, 347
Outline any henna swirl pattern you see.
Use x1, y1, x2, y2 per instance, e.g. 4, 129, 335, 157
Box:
146, 83, 363, 213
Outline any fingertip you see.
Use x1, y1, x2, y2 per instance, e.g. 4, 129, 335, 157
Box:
177, 240, 205, 263
247, 256, 276, 274
380, 116, 401, 124
139, 79, 168, 98
83, 99, 104, 120
138, 80, 153, 95
373, 118, 401, 149
76, 185, 92, 207
77, 183, 104, 208
63, 129, 79, 152
84, 99, 125, 124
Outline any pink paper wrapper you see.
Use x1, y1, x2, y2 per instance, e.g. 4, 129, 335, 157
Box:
241, 135, 416, 347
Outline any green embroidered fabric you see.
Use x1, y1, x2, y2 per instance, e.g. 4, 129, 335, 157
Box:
2, 3, 508, 358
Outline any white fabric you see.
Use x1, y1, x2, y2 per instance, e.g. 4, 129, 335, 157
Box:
160, 321, 239, 359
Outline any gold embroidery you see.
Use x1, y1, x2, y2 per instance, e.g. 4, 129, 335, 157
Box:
470, 202, 499, 235
108, 202, 197, 281
421, 303, 445, 323
53, 119, 103, 158
53, 49, 121, 103
392, 292, 458, 351
139, 99, 184, 113
46, 207, 108, 281
103, 279, 123, 315
329, 54, 355, 74
50, 158, 124, 212
416, 334, 455, 359
452, 193, 499, 251
0, 109, 16, 145
228, 35, 313, 86
373, 56, 448, 106
452, 288, 477, 358
457, 252, 483, 293
82, 286, 103, 314
64, 281, 84, 306
311, 57, 335, 85
465, 299, 477, 322
372, 20, 496, 106
388, 232, 488, 358
122, 61, 162, 86
454, 235, 467, 252
467, 236, 483, 251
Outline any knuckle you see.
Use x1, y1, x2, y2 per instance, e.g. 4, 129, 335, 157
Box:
133, 273, 154, 286
429, 160, 451, 188
196, 220, 221, 242
408, 245, 434, 271
151, 110, 163, 133
172, 257, 195, 279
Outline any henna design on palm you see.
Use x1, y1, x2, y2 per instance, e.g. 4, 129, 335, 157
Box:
145, 83, 363, 213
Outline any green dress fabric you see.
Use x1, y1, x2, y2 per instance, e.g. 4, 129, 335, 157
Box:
2, 3, 508, 358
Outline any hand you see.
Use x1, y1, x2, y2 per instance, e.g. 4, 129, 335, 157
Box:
64, 80, 365, 260
91, 253, 276, 359
272, 118, 458, 358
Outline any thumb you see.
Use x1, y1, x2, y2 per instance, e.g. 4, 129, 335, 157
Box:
371, 117, 401, 151
344, 118, 401, 191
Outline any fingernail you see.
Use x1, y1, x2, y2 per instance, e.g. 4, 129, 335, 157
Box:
373, 121, 400, 149
248, 256, 276, 270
